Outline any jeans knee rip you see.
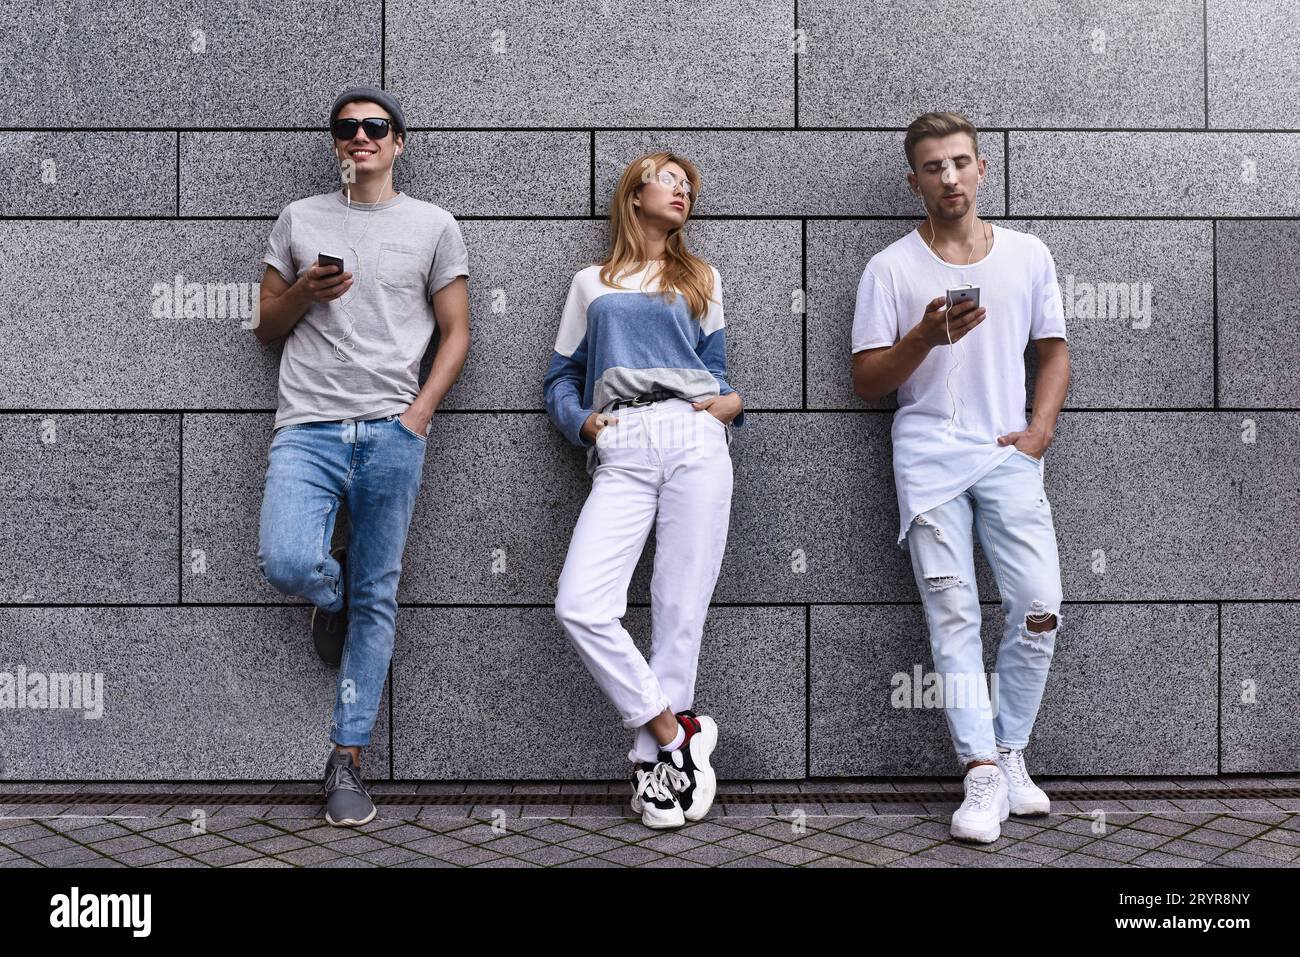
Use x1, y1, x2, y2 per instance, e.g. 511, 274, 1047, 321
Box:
1019, 600, 1061, 652
925, 574, 964, 592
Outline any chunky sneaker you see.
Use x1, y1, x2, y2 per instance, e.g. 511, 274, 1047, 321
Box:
311, 544, 348, 667
997, 745, 1051, 815
629, 761, 687, 829
950, 763, 1009, 843
322, 748, 376, 827
659, 710, 719, 822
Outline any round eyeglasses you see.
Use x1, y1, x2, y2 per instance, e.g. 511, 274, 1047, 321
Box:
654, 170, 692, 195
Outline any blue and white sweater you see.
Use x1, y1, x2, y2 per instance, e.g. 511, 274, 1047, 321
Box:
543, 262, 746, 475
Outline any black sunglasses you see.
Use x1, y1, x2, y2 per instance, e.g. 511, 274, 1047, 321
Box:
331, 117, 392, 141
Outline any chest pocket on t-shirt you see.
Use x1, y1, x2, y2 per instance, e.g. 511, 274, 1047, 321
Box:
377, 242, 424, 291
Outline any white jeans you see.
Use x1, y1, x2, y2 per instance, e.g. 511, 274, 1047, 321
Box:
554, 397, 734, 763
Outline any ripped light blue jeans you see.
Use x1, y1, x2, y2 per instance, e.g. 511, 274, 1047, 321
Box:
256, 413, 428, 747
904, 448, 1063, 770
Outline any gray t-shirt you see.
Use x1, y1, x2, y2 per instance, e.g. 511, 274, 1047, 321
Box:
259, 188, 469, 431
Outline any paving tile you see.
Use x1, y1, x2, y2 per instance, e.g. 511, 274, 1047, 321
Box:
151, 857, 212, 868
1047, 853, 1126, 868
1105, 827, 1170, 851
113, 845, 183, 866
640, 832, 707, 855
1201, 816, 1274, 837
400, 834, 471, 857
10, 834, 81, 855
436, 845, 505, 867
837, 842, 911, 866
314, 856, 381, 868
792, 832, 861, 855
480, 833, 550, 857
246, 835, 313, 855
31, 845, 113, 866
1210, 849, 1296, 868
195, 845, 266, 866
1257, 828, 1300, 848
1127, 817, 1198, 838
555, 857, 623, 868
873, 831, 938, 853
595, 844, 666, 867
1026, 829, 1094, 851
326, 835, 392, 855
1235, 838, 1300, 863
277, 845, 353, 866
1071, 839, 1147, 864
998, 841, 1071, 864
229, 857, 293, 868
1179, 827, 1252, 851
348, 845, 428, 866
715, 832, 782, 855
798, 854, 873, 868
918, 844, 1031, 867
756, 842, 825, 865
719, 854, 793, 868
887, 856, 956, 868
90, 834, 160, 856
542, 821, 623, 843
1151, 839, 1227, 863
514, 844, 588, 866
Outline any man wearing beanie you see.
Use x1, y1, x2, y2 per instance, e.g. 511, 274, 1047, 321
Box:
252, 85, 471, 827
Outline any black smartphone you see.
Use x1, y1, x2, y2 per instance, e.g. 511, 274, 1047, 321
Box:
317, 252, 345, 274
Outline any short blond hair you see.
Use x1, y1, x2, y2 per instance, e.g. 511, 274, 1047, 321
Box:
904, 112, 979, 171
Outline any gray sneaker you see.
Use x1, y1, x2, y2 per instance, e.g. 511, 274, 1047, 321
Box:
322, 748, 376, 827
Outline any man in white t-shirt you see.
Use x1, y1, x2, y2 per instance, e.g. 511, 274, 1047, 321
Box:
851, 112, 1070, 844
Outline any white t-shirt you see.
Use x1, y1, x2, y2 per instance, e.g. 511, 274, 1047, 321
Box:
851, 223, 1068, 548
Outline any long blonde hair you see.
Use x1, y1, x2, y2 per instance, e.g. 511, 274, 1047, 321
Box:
600, 151, 715, 322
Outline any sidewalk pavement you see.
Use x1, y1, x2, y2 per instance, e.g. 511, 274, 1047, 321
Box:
2, 777, 1299, 868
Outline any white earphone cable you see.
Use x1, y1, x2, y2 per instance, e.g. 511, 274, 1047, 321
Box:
328, 137, 400, 363
921, 167, 987, 438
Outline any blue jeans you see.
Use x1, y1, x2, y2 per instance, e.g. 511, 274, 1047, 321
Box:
256, 413, 428, 747
904, 448, 1063, 770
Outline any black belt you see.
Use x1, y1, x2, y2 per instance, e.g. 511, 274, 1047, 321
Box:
610, 389, 676, 410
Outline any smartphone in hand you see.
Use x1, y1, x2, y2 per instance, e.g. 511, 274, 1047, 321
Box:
946, 284, 980, 311
317, 252, 345, 274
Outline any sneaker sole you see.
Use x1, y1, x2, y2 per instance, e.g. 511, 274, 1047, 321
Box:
631, 789, 684, 828
325, 806, 376, 827
682, 716, 719, 822
1010, 799, 1051, 816
642, 811, 685, 828
950, 821, 1002, 843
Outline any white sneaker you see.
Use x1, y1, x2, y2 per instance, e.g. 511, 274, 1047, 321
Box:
997, 746, 1051, 815
950, 763, 1009, 843
629, 761, 687, 829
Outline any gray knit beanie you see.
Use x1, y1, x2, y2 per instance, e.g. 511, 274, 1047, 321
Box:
328, 86, 408, 140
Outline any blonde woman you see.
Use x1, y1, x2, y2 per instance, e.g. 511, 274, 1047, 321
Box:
543, 152, 745, 828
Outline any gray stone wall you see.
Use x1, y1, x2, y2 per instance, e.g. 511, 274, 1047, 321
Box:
0, 1, 1295, 780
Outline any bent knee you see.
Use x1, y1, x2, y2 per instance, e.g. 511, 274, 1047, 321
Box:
258, 550, 316, 596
